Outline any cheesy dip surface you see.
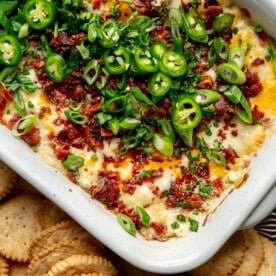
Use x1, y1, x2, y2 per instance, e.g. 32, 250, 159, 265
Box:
0, 0, 275, 240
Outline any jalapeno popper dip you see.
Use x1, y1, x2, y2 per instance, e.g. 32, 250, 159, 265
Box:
0, 0, 275, 240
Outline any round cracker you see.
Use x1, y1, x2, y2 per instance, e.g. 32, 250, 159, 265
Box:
28, 239, 103, 275
0, 194, 45, 262
255, 235, 276, 276
29, 220, 98, 259
46, 255, 117, 276
0, 160, 17, 201
191, 231, 246, 276
233, 229, 264, 276
37, 198, 69, 230
0, 255, 9, 276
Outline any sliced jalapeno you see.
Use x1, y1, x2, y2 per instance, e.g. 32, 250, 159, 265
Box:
182, 8, 208, 43
159, 50, 187, 77
98, 19, 119, 48
134, 47, 158, 73
104, 95, 128, 114
83, 60, 100, 85
103, 46, 130, 75
150, 43, 166, 59
23, 0, 57, 30
172, 95, 202, 131
148, 72, 172, 97
217, 63, 246, 85
45, 53, 67, 82
213, 13, 233, 33
0, 35, 22, 66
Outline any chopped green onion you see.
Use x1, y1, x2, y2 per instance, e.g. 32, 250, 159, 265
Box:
136, 206, 151, 227
189, 217, 199, 232
117, 213, 136, 236
217, 63, 246, 85
63, 155, 85, 171
64, 110, 88, 125
11, 114, 37, 137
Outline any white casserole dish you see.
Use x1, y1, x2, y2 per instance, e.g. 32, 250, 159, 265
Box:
1, 130, 276, 274
0, 1, 276, 274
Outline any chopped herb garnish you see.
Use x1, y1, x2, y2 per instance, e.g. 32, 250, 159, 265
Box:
189, 218, 199, 232
171, 221, 180, 230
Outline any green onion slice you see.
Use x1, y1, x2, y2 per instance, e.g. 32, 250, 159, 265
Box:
11, 114, 37, 137
117, 213, 136, 236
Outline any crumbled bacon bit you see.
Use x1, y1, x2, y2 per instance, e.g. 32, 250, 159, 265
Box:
197, 75, 214, 89
150, 222, 165, 236
240, 69, 263, 97
38, 106, 51, 119
21, 127, 41, 146
90, 171, 120, 208
251, 58, 265, 66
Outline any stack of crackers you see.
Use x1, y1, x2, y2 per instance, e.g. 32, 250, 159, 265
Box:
0, 160, 275, 276
0, 161, 118, 275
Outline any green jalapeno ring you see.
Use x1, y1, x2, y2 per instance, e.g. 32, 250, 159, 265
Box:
45, 53, 67, 82
217, 63, 246, 85
148, 72, 172, 97
98, 19, 119, 48
103, 46, 130, 75
64, 110, 88, 125
83, 60, 100, 86
0, 35, 22, 66
103, 95, 128, 114
159, 50, 187, 77
134, 47, 158, 74
213, 13, 234, 33
150, 43, 166, 59
182, 8, 208, 43
172, 95, 202, 131
23, 0, 57, 30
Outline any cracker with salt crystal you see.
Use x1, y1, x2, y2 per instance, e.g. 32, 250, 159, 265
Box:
0, 194, 44, 262
46, 255, 118, 276
191, 231, 246, 276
